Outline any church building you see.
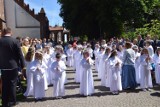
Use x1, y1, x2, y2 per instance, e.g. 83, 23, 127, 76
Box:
0, 0, 49, 39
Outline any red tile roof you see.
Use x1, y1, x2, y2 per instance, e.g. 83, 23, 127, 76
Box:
49, 26, 63, 31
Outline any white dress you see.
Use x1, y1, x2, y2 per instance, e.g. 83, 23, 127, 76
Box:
117, 51, 123, 61
107, 57, 122, 92
30, 60, 47, 99
153, 54, 160, 84
43, 53, 53, 86
24, 61, 34, 97
97, 51, 105, 78
42, 53, 50, 89
80, 58, 94, 96
101, 54, 110, 86
75, 50, 83, 83
73, 49, 77, 70
87, 48, 93, 58
147, 45, 154, 57
135, 52, 141, 84
139, 55, 153, 89
51, 60, 66, 97
61, 54, 67, 64
93, 48, 99, 72
66, 48, 74, 67
48, 57, 54, 85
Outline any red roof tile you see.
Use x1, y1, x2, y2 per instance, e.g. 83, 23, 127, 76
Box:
49, 26, 63, 31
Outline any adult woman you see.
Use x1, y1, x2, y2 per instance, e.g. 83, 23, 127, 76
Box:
122, 42, 137, 90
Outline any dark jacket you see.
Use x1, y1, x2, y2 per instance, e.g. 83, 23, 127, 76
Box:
138, 39, 144, 48
0, 36, 25, 69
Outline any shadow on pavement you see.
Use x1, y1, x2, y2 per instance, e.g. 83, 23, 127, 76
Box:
67, 78, 75, 80
95, 86, 110, 91
66, 71, 75, 74
94, 79, 101, 82
150, 92, 160, 97
65, 85, 79, 90
122, 89, 141, 93
65, 82, 80, 85
93, 74, 98, 77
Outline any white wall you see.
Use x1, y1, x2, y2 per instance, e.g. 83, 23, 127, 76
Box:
4, 0, 40, 38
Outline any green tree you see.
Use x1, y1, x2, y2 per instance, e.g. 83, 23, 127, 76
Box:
58, 0, 160, 39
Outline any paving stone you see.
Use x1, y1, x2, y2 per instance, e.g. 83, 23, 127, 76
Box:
16, 67, 160, 107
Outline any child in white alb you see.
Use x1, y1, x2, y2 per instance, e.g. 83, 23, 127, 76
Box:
30, 50, 47, 101
51, 53, 66, 98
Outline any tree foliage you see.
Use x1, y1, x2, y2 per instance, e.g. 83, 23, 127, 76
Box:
58, 0, 160, 39
121, 19, 160, 40
135, 19, 160, 38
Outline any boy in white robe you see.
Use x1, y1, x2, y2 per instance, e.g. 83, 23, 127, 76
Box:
51, 53, 67, 98
145, 40, 154, 58
132, 45, 141, 84
30, 50, 47, 101
66, 44, 74, 67
80, 51, 94, 96
59, 47, 67, 63
73, 47, 78, 70
45, 46, 55, 86
93, 44, 100, 72
152, 48, 160, 84
101, 47, 111, 86
107, 50, 122, 95
87, 45, 93, 58
139, 48, 153, 91
74, 45, 83, 83
43, 46, 52, 87
98, 46, 105, 78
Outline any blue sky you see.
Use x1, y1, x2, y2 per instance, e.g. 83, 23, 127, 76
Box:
24, 0, 63, 26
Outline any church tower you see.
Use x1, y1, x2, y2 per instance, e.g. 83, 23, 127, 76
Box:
38, 8, 49, 39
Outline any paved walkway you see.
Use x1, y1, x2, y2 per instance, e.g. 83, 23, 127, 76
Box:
16, 67, 160, 107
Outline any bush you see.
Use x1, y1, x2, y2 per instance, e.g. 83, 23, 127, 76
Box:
135, 19, 160, 38
80, 35, 88, 41
122, 31, 136, 41
122, 19, 160, 40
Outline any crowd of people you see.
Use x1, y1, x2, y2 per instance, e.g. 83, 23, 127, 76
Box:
0, 27, 160, 106
20, 34, 160, 97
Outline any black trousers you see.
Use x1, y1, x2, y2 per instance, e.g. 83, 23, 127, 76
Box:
1, 69, 18, 107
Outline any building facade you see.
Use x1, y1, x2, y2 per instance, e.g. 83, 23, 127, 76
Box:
0, 0, 49, 38
49, 26, 70, 43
